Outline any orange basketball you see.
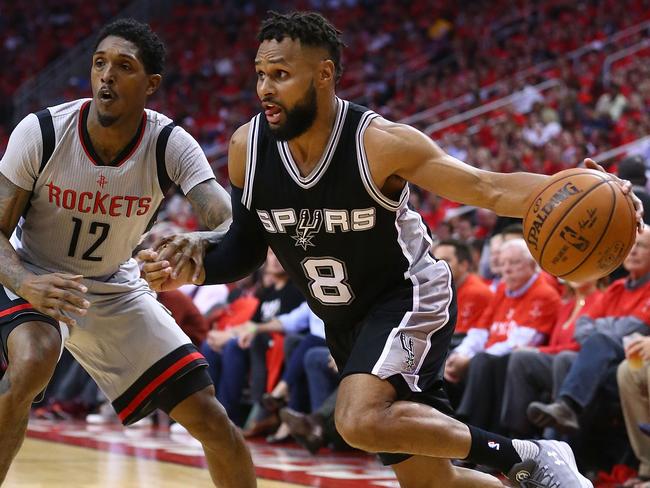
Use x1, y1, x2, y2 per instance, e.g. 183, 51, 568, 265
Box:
523, 168, 636, 282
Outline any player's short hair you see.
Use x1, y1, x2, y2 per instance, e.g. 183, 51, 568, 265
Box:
436, 239, 473, 266
94, 18, 166, 75
258, 11, 345, 83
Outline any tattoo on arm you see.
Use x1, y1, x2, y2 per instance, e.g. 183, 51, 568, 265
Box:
0, 173, 33, 294
186, 180, 233, 244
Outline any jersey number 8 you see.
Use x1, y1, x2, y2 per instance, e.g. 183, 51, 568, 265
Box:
301, 257, 354, 305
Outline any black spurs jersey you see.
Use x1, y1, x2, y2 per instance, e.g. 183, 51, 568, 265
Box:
243, 98, 452, 326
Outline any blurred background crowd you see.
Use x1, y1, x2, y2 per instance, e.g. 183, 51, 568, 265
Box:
3, 1, 650, 486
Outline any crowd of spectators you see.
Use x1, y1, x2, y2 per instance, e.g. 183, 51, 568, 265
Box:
3, 1, 650, 486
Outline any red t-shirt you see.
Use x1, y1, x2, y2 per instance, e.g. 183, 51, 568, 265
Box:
476, 275, 562, 348
538, 290, 604, 354
583, 278, 650, 325
455, 273, 494, 334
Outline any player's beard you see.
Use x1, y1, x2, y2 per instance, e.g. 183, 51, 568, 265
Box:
266, 82, 317, 141
97, 111, 119, 127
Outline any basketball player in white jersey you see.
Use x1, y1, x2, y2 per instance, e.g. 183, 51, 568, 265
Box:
0, 19, 255, 487
141, 11, 644, 488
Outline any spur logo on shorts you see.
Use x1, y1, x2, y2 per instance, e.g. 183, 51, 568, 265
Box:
399, 332, 416, 372
256, 207, 376, 250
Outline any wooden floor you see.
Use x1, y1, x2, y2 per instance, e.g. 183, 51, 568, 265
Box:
7, 438, 306, 488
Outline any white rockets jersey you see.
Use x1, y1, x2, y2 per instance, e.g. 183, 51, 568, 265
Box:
0, 99, 215, 278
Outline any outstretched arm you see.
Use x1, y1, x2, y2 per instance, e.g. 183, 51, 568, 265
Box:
141, 122, 268, 290
365, 118, 642, 225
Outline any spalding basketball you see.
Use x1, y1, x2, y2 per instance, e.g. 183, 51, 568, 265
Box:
524, 168, 636, 282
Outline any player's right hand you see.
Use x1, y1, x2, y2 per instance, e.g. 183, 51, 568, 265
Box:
18, 273, 89, 327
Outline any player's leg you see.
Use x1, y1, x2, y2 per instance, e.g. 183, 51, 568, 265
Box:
0, 320, 61, 482
391, 455, 504, 488
169, 382, 256, 488
335, 373, 475, 460
335, 373, 593, 487
65, 282, 256, 488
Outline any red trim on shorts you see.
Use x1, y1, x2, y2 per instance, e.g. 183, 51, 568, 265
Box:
117, 352, 204, 422
0, 303, 33, 318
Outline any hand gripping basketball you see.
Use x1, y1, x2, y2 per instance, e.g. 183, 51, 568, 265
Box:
523, 160, 638, 282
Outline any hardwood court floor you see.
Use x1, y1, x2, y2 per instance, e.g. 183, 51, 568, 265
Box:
7, 420, 399, 487
7, 438, 304, 487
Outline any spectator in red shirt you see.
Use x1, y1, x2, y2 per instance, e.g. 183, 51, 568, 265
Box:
433, 239, 494, 349
500, 279, 604, 437
158, 290, 208, 347
445, 238, 561, 432
528, 228, 650, 433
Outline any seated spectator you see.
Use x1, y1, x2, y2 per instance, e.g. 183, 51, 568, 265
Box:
179, 283, 230, 317
481, 233, 504, 289
501, 278, 604, 437
617, 335, 650, 487
433, 239, 494, 349
200, 250, 304, 426
617, 155, 650, 226
279, 349, 346, 455
238, 301, 326, 442
528, 229, 650, 433
445, 238, 561, 431
158, 290, 208, 346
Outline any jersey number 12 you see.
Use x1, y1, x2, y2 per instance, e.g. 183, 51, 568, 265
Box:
67, 217, 110, 261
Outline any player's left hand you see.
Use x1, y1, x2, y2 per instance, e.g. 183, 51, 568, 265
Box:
584, 158, 644, 232
137, 249, 203, 291
151, 232, 208, 284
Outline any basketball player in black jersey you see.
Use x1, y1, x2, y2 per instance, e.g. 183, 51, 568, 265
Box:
0, 19, 254, 487
141, 11, 643, 488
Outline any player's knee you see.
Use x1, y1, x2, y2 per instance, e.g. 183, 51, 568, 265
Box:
335, 404, 383, 450
4, 343, 58, 403
177, 392, 233, 441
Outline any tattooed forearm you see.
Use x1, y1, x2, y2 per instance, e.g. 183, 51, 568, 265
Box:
186, 179, 233, 244
0, 173, 33, 295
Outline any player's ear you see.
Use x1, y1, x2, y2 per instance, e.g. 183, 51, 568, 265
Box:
146, 74, 162, 96
317, 59, 335, 87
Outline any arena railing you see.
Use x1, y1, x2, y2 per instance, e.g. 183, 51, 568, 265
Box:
422, 79, 561, 135
398, 19, 650, 128
593, 136, 650, 167
602, 38, 650, 87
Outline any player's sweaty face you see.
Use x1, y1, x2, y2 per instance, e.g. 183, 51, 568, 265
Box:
91, 36, 150, 126
256, 38, 319, 140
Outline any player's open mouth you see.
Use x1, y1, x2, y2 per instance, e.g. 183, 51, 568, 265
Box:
98, 87, 117, 104
264, 103, 282, 124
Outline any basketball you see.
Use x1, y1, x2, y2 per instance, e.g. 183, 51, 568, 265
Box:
524, 168, 637, 282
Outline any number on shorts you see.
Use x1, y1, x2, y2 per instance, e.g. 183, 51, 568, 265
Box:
301, 257, 354, 305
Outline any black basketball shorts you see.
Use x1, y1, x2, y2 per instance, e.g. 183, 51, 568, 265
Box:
326, 282, 457, 465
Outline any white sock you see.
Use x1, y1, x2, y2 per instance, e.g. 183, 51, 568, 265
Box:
512, 439, 540, 461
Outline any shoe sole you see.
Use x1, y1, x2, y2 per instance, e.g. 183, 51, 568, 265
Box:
545, 440, 593, 488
